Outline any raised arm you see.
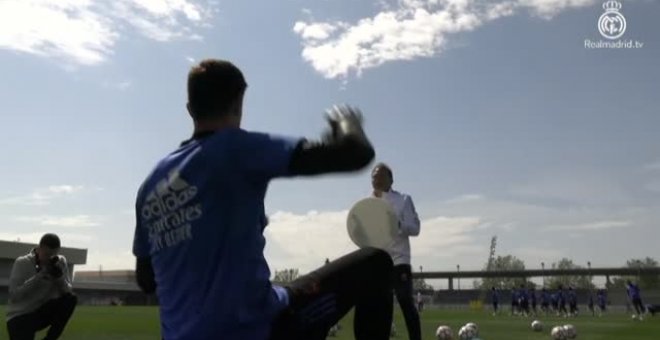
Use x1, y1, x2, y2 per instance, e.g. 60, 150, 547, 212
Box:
288, 105, 375, 176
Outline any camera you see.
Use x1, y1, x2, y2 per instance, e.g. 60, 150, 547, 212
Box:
47, 256, 63, 279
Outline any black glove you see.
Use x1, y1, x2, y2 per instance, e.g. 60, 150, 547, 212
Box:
47, 256, 63, 279
288, 104, 375, 176
322, 104, 368, 144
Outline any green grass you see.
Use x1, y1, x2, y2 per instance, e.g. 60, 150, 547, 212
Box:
0, 306, 657, 339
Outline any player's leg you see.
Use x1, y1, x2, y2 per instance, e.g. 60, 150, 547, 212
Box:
40, 293, 78, 340
270, 247, 394, 340
633, 298, 645, 319
524, 301, 530, 316
393, 264, 422, 340
6, 313, 38, 340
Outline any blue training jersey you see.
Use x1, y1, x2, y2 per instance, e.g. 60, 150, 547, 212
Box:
541, 291, 550, 304
558, 290, 566, 303
492, 291, 499, 303
132, 128, 301, 340
627, 284, 641, 300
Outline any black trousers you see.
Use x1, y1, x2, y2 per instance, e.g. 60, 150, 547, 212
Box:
6, 293, 77, 340
269, 247, 394, 340
632, 298, 645, 315
392, 264, 421, 340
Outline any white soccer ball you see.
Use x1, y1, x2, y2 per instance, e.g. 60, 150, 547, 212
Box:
563, 324, 577, 339
458, 325, 477, 340
436, 325, 453, 340
551, 326, 567, 340
531, 320, 543, 332
465, 322, 479, 334
327, 324, 339, 336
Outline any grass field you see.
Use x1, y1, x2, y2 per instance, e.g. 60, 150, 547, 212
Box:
0, 306, 657, 339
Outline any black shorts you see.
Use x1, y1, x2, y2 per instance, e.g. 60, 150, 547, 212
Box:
269, 248, 394, 340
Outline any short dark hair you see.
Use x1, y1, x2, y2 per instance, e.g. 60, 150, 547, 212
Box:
39, 233, 61, 249
373, 162, 393, 180
187, 59, 247, 120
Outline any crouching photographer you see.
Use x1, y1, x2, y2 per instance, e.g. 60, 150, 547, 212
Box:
6, 233, 77, 340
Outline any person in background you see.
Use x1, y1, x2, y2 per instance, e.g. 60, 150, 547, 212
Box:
6, 233, 78, 340
371, 163, 422, 340
491, 287, 500, 316
627, 280, 646, 320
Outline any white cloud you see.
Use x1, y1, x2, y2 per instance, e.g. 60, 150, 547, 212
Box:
0, 0, 210, 66
519, 0, 596, 18
293, 0, 597, 78
444, 193, 485, 204
0, 231, 93, 245
0, 185, 85, 206
264, 209, 484, 274
543, 220, 631, 231
410, 215, 484, 257
15, 215, 101, 228
77, 249, 135, 271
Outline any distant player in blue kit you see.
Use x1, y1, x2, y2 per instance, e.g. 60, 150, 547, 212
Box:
518, 284, 530, 316
557, 285, 568, 317
568, 286, 578, 316
510, 287, 519, 316
529, 286, 538, 316
597, 289, 607, 316
627, 280, 646, 320
540, 288, 551, 315
587, 291, 595, 316
551, 292, 559, 314
132, 59, 395, 340
491, 287, 499, 315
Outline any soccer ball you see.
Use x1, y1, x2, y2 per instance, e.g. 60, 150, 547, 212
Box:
458, 325, 477, 339
531, 320, 543, 332
563, 324, 577, 339
465, 322, 478, 334
551, 326, 567, 340
327, 324, 339, 337
435, 325, 453, 340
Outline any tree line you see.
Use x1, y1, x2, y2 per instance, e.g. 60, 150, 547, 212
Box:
271, 256, 659, 291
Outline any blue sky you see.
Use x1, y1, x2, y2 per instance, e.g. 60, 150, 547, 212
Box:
0, 0, 658, 286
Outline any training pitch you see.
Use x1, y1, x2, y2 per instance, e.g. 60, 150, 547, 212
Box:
0, 306, 657, 339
